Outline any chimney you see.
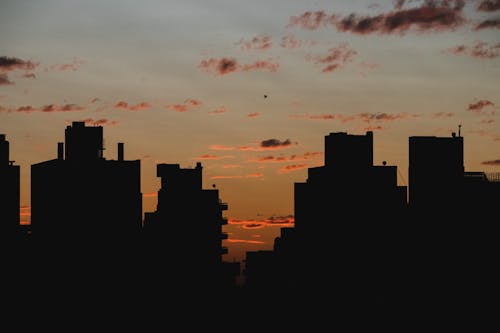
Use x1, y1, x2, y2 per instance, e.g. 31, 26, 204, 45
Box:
118, 142, 124, 161
58, 142, 64, 160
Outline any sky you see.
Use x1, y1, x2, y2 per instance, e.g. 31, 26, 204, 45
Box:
1, 0, 499, 263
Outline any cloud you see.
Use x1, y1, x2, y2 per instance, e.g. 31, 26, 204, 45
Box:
247, 112, 261, 118
290, 112, 417, 123
307, 43, 357, 73
249, 152, 322, 164
0, 73, 13, 85
198, 154, 234, 160
210, 172, 263, 180
475, 18, 500, 30
210, 144, 235, 151
237, 34, 272, 51
82, 118, 118, 126
164, 99, 202, 112
481, 159, 500, 165
280, 34, 318, 49
222, 164, 242, 169
22, 73, 36, 79
446, 41, 500, 59
0, 56, 37, 71
260, 138, 292, 148
143, 192, 158, 198
226, 238, 265, 244
278, 164, 309, 173
432, 111, 455, 118
363, 125, 384, 131
287, 11, 338, 30
468, 99, 495, 114
477, 0, 500, 12
208, 106, 227, 115
288, 1, 466, 35
0, 103, 86, 113
229, 215, 295, 229
47, 58, 85, 72
480, 119, 495, 124
114, 101, 152, 111
198, 57, 279, 75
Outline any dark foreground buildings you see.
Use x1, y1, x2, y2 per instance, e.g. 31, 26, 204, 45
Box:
144, 163, 240, 290
0, 134, 20, 238
245, 130, 500, 307
31, 121, 142, 241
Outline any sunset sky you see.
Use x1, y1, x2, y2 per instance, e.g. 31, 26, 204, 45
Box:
1, 0, 499, 262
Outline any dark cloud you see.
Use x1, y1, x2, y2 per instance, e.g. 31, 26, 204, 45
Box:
237, 35, 272, 51
447, 42, 500, 58
199, 57, 279, 75
288, 1, 466, 35
308, 43, 357, 73
0, 56, 37, 71
481, 159, 500, 165
82, 118, 118, 126
278, 164, 309, 173
475, 18, 500, 29
115, 101, 152, 111
477, 0, 500, 11
0, 103, 85, 113
290, 112, 417, 123
0, 74, 13, 85
22, 73, 36, 79
468, 99, 495, 113
260, 138, 292, 148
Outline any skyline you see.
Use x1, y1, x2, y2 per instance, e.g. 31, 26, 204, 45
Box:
1, 0, 499, 262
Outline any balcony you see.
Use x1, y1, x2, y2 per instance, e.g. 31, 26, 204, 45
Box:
219, 202, 228, 210
220, 232, 228, 240
221, 218, 228, 225
221, 246, 228, 255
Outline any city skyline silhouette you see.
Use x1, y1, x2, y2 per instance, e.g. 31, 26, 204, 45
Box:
2, 121, 499, 307
1, 0, 499, 311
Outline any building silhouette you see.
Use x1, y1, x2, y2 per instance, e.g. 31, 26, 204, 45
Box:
0, 134, 20, 237
407, 132, 500, 306
31, 121, 142, 242
245, 131, 407, 303
143, 162, 239, 290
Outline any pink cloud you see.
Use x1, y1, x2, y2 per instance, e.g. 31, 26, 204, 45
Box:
114, 101, 152, 111
210, 172, 263, 180
0, 73, 13, 85
226, 238, 265, 244
164, 99, 202, 112
247, 112, 261, 118
307, 43, 357, 73
1, 103, 85, 113
468, 99, 495, 115
82, 118, 118, 126
208, 106, 227, 115
278, 164, 309, 174
47, 58, 85, 71
198, 154, 234, 160
237, 34, 272, 51
198, 57, 279, 75
210, 144, 235, 151
446, 42, 500, 59
432, 112, 455, 118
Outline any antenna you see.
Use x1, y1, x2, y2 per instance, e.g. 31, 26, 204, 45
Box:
458, 124, 462, 137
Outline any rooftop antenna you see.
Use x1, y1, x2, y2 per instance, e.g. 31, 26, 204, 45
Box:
458, 124, 462, 137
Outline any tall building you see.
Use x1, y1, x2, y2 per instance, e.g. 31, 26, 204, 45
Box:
244, 131, 407, 301
409, 132, 464, 208
0, 134, 20, 235
144, 162, 239, 289
31, 122, 142, 242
